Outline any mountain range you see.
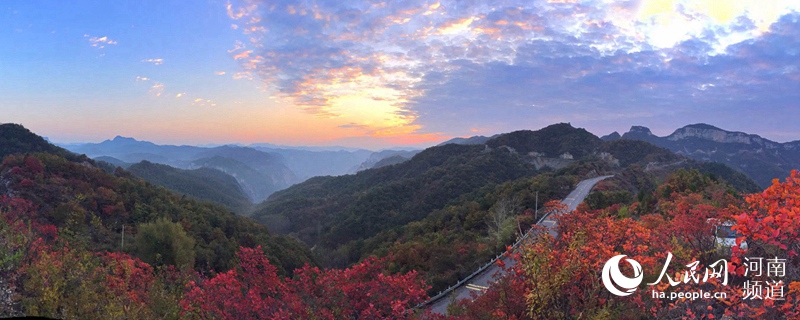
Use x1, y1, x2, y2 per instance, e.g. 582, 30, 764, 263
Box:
60, 137, 418, 205
0, 122, 770, 296
604, 123, 800, 188
251, 123, 759, 292
0, 123, 315, 276
52, 122, 796, 216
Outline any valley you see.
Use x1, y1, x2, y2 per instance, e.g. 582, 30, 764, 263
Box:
1, 121, 796, 318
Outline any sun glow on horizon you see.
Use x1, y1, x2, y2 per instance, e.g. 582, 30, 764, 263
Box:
6, 0, 800, 149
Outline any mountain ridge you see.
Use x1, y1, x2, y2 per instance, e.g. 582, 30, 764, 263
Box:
251, 122, 758, 293
127, 160, 252, 214
60, 137, 397, 197
0, 124, 315, 276
612, 123, 800, 187
1, 123, 87, 162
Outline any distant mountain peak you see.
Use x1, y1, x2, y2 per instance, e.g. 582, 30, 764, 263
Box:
97, 135, 158, 148
621, 126, 660, 143
682, 123, 723, 131
437, 135, 495, 146
112, 135, 137, 142
600, 131, 621, 141
543, 122, 577, 131
667, 124, 775, 146
629, 126, 654, 135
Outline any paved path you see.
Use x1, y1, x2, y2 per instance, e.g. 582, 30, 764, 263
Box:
426, 175, 613, 315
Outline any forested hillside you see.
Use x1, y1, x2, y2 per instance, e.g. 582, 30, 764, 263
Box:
253, 123, 759, 294
127, 161, 252, 214
0, 123, 780, 319
0, 124, 427, 319
255, 143, 539, 254
597, 139, 760, 193
0, 123, 86, 162
485, 123, 602, 158
0, 152, 313, 275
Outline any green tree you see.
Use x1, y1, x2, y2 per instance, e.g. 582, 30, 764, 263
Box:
487, 196, 520, 243
135, 218, 195, 270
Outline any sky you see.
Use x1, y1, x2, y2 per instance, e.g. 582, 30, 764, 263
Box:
2, 0, 800, 149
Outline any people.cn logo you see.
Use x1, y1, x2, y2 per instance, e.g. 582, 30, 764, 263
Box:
602, 255, 643, 296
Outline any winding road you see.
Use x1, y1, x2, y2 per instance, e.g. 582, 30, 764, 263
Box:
426, 175, 614, 315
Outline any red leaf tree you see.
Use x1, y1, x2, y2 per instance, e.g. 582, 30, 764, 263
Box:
181, 246, 428, 320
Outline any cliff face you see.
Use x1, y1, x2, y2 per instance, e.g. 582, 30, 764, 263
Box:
666, 124, 779, 147
620, 124, 800, 188
620, 126, 661, 145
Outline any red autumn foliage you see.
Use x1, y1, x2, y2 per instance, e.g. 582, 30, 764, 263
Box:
181, 246, 429, 320
291, 255, 429, 319
23, 156, 44, 174
0, 195, 54, 244
18, 179, 35, 188
180, 246, 294, 319
451, 251, 528, 320
733, 170, 800, 259
100, 252, 155, 305
724, 169, 800, 318
8, 151, 800, 320
450, 172, 755, 319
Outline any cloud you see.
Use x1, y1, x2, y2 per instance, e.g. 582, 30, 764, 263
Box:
150, 82, 164, 97
232, 71, 253, 80
232, 50, 252, 60
135, 76, 166, 97
412, 12, 800, 136
224, 0, 800, 139
84, 34, 117, 49
142, 58, 164, 65
192, 98, 217, 107
338, 123, 371, 130
215, 71, 226, 75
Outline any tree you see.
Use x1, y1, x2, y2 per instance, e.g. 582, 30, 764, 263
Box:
135, 218, 195, 270
454, 177, 747, 319
290, 255, 428, 319
487, 196, 521, 242
181, 246, 295, 319
181, 246, 428, 319
18, 238, 160, 319
727, 170, 800, 318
